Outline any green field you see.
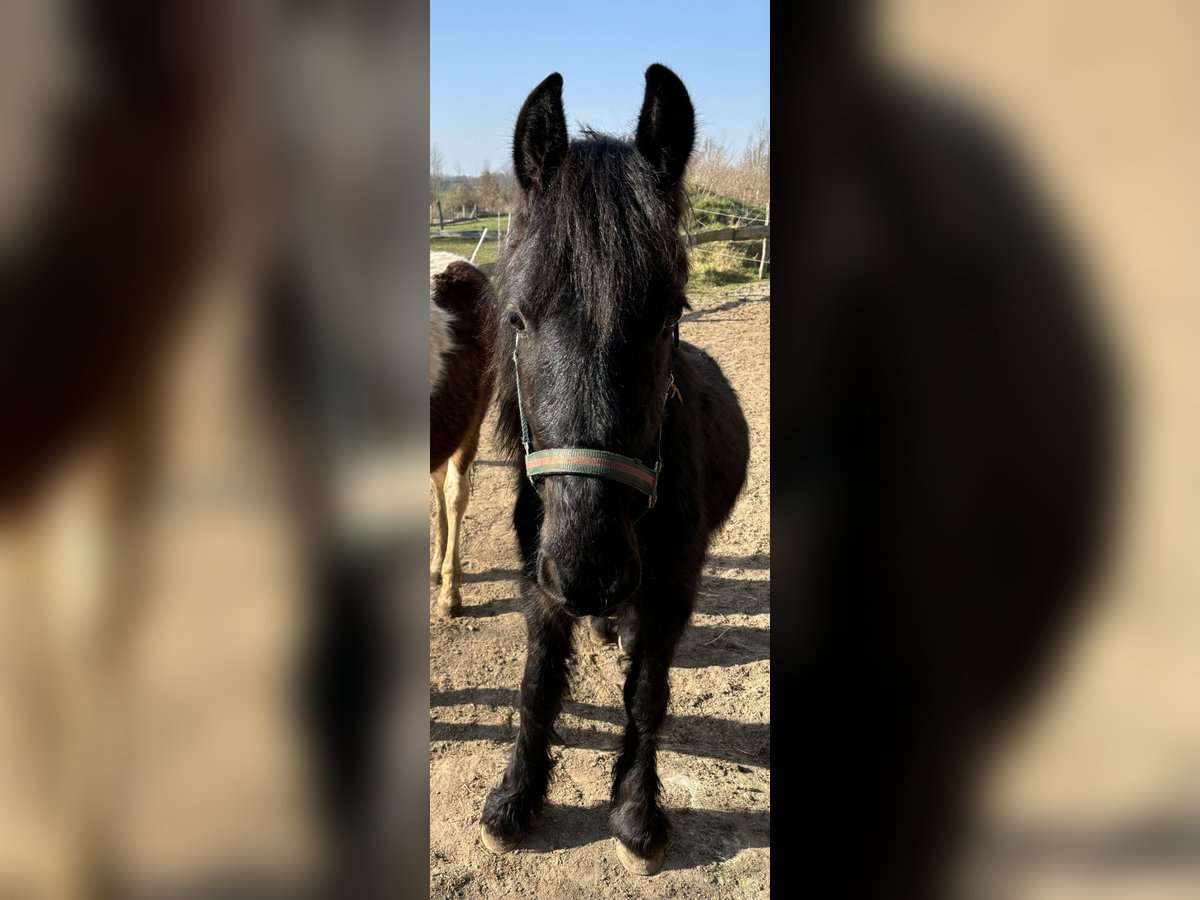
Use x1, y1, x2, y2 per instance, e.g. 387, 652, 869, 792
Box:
429, 234, 502, 265
689, 240, 768, 285
684, 192, 767, 232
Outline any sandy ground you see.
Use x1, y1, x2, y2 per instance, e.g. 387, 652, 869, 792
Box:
428, 280, 771, 899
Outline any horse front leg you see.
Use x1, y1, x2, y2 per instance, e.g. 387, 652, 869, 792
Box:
609, 607, 686, 876
40, 443, 128, 900
480, 598, 574, 852
429, 462, 448, 587
437, 439, 477, 618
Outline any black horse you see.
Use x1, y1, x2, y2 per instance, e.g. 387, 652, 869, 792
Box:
478, 65, 750, 875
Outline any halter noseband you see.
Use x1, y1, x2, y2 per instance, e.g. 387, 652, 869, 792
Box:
512, 331, 679, 516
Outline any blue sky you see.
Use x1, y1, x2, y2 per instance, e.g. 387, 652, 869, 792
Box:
430, 0, 769, 176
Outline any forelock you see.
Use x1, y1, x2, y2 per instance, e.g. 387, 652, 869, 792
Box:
500, 132, 686, 336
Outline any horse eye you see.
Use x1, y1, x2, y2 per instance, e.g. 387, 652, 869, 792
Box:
507, 310, 526, 331
664, 307, 683, 330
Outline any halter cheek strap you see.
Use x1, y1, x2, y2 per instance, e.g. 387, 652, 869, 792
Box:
512, 332, 675, 512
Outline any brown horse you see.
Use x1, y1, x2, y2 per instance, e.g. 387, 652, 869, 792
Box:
430, 251, 496, 617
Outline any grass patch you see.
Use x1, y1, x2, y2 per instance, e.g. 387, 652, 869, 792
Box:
689, 240, 767, 285
685, 189, 767, 232
429, 235, 502, 265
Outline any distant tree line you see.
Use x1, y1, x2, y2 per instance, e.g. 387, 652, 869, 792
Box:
430, 144, 516, 217
431, 120, 769, 224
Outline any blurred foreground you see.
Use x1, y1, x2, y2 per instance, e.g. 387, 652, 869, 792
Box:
786, 2, 1199, 898
0, 2, 429, 897
883, 3, 1200, 898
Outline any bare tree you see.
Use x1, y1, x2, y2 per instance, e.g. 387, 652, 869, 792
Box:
496, 163, 516, 209
685, 120, 770, 215
430, 143, 445, 200
740, 121, 770, 206
688, 137, 734, 200
448, 179, 477, 217
476, 170, 502, 213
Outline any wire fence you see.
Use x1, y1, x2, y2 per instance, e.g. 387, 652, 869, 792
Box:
455, 223, 771, 282
689, 207, 769, 226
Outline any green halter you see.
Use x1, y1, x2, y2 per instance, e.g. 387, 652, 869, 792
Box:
512, 332, 677, 514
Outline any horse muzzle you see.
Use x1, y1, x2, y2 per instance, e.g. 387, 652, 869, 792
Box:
536, 549, 641, 617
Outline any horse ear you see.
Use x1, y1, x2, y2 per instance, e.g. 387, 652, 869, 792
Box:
635, 64, 695, 190
513, 73, 568, 193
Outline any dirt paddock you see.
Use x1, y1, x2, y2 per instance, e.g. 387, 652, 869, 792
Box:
429, 279, 771, 899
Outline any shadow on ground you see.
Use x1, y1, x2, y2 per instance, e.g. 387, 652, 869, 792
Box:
430, 689, 770, 767
516, 803, 770, 871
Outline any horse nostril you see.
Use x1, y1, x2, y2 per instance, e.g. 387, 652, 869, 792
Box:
609, 559, 641, 601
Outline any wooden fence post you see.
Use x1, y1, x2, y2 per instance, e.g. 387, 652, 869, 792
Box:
437, 200, 444, 231
759, 201, 770, 279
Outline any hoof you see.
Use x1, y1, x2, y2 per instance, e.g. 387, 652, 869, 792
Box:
480, 822, 523, 854
437, 587, 462, 618
615, 839, 666, 876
